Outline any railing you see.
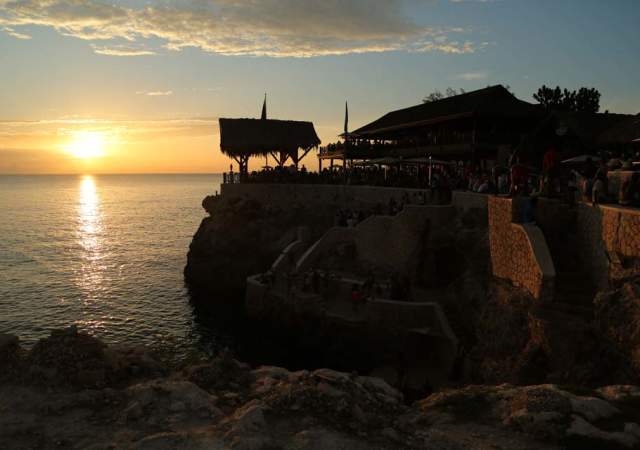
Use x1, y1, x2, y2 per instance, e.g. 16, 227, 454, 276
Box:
222, 172, 241, 184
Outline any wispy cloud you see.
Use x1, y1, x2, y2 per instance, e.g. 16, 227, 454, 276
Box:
416, 41, 482, 54
457, 71, 488, 80
136, 90, 173, 97
2, 26, 31, 39
90, 44, 156, 57
0, 0, 485, 57
0, 117, 217, 143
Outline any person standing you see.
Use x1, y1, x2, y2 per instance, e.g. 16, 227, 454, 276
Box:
351, 284, 362, 312
510, 158, 529, 197
592, 160, 609, 205
542, 145, 560, 196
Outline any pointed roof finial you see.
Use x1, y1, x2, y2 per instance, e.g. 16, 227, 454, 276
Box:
344, 100, 349, 134
261, 93, 267, 120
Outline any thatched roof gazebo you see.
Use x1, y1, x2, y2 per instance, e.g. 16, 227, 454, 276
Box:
219, 118, 321, 174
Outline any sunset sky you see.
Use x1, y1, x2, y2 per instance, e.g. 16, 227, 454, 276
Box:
1, 0, 639, 174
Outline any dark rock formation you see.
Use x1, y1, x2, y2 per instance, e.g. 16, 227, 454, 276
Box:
4, 328, 640, 449
470, 280, 636, 387
0, 333, 21, 382
185, 194, 333, 303
595, 278, 640, 376
185, 192, 638, 396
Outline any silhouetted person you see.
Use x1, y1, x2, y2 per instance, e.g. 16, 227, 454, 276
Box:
583, 157, 597, 180
510, 158, 529, 197
592, 161, 609, 205
542, 145, 560, 197
351, 284, 362, 312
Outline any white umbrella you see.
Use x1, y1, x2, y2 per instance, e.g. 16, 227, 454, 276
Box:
561, 155, 601, 164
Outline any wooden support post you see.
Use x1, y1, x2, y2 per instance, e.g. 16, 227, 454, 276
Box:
269, 151, 279, 166
472, 115, 477, 165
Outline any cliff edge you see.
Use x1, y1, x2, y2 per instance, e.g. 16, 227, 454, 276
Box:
184, 194, 333, 303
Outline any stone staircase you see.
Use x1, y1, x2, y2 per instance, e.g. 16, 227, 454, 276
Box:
538, 208, 597, 320
550, 261, 596, 319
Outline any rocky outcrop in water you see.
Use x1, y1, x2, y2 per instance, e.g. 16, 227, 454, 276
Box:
4, 328, 640, 449
185, 194, 334, 303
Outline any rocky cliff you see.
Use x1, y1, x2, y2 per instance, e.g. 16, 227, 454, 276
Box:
4, 328, 640, 449
184, 193, 640, 392
184, 194, 334, 303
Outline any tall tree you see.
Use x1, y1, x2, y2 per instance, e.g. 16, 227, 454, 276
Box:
533, 85, 600, 113
574, 87, 601, 113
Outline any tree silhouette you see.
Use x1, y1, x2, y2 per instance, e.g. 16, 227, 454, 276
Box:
423, 87, 466, 103
533, 85, 600, 113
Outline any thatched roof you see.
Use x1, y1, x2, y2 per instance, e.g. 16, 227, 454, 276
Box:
597, 114, 640, 145
219, 118, 320, 157
352, 85, 541, 137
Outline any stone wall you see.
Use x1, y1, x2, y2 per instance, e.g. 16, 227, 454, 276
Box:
296, 227, 357, 273
245, 274, 458, 376
296, 204, 454, 275
354, 205, 454, 274
451, 191, 489, 213
488, 197, 556, 301
575, 204, 640, 288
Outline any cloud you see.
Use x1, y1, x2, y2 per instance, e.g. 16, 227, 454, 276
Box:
91, 44, 156, 56
457, 71, 488, 80
416, 41, 480, 54
0, 117, 217, 143
136, 90, 173, 97
0, 0, 484, 57
2, 26, 31, 39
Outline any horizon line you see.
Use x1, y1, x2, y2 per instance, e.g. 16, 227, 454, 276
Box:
0, 172, 224, 176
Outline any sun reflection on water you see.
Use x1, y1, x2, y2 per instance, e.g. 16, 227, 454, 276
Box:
76, 175, 104, 303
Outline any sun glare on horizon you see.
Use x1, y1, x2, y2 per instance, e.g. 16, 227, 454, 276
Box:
65, 131, 107, 159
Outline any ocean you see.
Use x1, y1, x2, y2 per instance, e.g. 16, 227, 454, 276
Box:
0, 174, 226, 357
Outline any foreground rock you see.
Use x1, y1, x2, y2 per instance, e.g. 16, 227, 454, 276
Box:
3, 328, 640, 449
595, 277, 640, 375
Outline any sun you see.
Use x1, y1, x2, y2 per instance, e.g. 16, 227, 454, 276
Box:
65, 131, 106, 159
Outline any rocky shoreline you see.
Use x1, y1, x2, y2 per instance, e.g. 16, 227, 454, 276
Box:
4, 327, 640, 449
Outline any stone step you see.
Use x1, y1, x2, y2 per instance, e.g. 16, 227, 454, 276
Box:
537, 305, 593, 323
542, 301, 593, 319
555, 285, 595, 297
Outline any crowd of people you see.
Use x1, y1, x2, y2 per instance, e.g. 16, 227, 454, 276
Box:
268, 267, 412, 312
223, 147, 640, 208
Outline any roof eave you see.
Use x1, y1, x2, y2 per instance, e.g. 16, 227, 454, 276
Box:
354, 112, 474, 137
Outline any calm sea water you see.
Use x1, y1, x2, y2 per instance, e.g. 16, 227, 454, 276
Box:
0, 174, 224, 356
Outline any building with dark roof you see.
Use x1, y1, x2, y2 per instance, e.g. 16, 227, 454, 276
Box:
516, 111, 635, 163
597, 113, 640, 146
321, 85, 544, 166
